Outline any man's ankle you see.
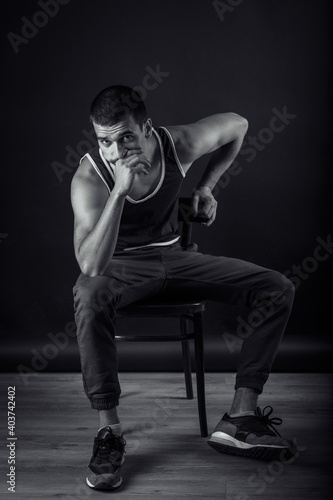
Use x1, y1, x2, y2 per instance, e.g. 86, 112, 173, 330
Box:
228, 410, 255, 418
98, 423, 122, 437
98, 408, 120, 428
229, 387, 258, 416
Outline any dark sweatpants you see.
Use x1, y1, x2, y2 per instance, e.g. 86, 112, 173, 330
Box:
73, 243, 294, 410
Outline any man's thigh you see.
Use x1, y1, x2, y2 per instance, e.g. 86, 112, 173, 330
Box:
161, 248, 286, 307
73, 247, 167, 310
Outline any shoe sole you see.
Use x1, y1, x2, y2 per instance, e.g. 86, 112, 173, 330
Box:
86, 474, 122, 490
86, 456, 125, 490
208, 438, 294, 461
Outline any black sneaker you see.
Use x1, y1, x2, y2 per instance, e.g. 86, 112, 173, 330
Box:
208, 406, 295, 461
86, 426, 126, 490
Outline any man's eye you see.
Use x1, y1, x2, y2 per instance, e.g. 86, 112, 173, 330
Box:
101, 140, 110, 145
123, 135, 133, 143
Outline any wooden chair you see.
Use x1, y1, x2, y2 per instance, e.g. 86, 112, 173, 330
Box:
116, 198, 209, 437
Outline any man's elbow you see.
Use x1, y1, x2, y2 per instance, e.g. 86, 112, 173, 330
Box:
241, 116, 249, 132
77, 254, 100, 278
80, 261, 102, 278
242, 117, 249, 136
81, 267, 99, 278
230, 113, 249, 135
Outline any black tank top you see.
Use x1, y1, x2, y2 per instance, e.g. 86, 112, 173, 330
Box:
80, 127, 186, 253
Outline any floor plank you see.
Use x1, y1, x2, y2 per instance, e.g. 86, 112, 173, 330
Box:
0, 372, 332, 499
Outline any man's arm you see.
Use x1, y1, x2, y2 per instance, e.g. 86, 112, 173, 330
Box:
169, 113, 248, 226
71, 149, 151, 277
71, 159, 125, 277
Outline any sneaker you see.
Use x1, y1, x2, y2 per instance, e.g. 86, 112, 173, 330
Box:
86, 426, 126, 490
208, 406, 295, 461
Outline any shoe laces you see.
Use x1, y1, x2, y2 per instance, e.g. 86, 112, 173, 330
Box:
94, 434, 126, 464
255, 406, 282, 437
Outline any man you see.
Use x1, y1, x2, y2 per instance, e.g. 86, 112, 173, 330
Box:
71, 85, 295, 490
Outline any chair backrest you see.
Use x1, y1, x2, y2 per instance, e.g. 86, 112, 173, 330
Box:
178, 197, 209, 249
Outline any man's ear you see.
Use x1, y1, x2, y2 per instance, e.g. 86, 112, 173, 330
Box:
144, 118, 153, 138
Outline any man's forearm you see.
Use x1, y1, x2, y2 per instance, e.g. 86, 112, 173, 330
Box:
78, 192, 126, 277
197, 135, 245, 191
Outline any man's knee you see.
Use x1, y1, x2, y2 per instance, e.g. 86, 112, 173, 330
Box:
272, 270, 295, 296
257, 270, 295, 307
73, 275, 120, 311
279, 273, 295, 298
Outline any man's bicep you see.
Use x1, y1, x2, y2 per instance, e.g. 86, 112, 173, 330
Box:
71, 175, 107, 254
176, 113, 248, 163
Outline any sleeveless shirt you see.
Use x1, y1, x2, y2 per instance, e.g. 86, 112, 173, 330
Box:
79, 127, 186, 253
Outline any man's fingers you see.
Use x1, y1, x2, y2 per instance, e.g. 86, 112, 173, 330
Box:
112, 149, 143, 164
202, 214, 214, 227
201, 199, 212, 216
199, 201, 217, 217
124, 148, 143, 158
192, 194, 199, 216
209, 202, 218, 217
201, 203, 217, 226
191, 187, 218, 226
127, 155, 151, 168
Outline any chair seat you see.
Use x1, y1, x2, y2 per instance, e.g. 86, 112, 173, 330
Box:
117, 299, 207, 318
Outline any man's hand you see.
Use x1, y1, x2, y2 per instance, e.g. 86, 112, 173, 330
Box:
113, 148, 151, 196
192, 186, 218, 226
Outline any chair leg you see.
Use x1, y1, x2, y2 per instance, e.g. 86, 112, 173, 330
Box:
193, 311, 208, 437
180, 317, 193, 400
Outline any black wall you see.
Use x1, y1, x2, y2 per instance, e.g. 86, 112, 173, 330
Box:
1, 0, 332, 373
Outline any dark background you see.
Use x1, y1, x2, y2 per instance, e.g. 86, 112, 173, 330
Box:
1, 0, 332, 373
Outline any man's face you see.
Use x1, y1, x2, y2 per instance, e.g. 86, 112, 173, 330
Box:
93, 115, 149, 164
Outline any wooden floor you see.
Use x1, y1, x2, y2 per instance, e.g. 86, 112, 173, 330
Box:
0, 372, 332, 499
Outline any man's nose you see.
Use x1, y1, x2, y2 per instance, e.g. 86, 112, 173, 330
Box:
111, 144, 128, 162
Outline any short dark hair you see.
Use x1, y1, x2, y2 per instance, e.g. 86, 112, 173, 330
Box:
90, 85, 148, 128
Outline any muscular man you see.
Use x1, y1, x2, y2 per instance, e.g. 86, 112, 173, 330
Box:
71, 86, 295, 490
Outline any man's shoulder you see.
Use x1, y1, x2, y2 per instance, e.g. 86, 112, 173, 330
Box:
158, 124, 187, 143
156, 124, 188, 153
158, 124, 195, 172
159, 122, 203, 154
71, 155, 106, 196
72, 155, 94, 183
